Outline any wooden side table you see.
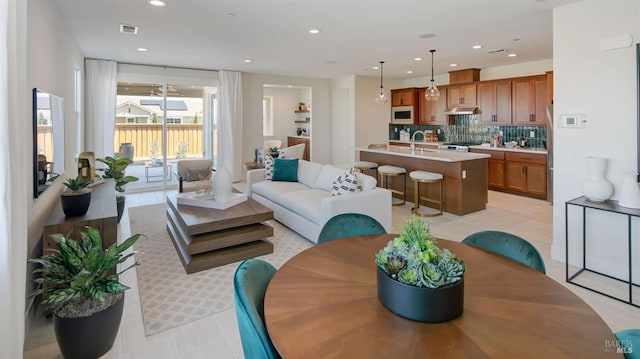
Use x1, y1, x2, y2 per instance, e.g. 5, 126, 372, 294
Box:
244, 161, 265, 170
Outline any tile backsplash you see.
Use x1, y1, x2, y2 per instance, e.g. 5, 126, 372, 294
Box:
389, 115, 547, 148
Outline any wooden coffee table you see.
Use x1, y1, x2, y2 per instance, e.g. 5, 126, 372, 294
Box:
166, 192, 274, 274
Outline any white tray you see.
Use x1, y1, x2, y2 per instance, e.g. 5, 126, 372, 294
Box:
177, 192, 247, 210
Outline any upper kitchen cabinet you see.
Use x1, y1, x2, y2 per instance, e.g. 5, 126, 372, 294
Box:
418, 86, 447, 125
477, 80, 512, 124
512, 75, 547, 125
447, 84, 477, 108
449, 68, 480, 84
391, 88, 418, 107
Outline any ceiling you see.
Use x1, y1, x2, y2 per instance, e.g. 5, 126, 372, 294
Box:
51, 0, 580, 80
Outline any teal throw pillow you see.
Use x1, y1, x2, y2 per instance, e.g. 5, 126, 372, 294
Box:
272, 158, 299, 182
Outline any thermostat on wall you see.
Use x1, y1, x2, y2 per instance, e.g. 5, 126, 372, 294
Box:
560, 114, 587, 128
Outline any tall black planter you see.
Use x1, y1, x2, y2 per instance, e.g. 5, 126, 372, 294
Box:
116, 196, 125, 223
53, 294, 124, 359
376, 267, 464, 322
61, 191, 91, 217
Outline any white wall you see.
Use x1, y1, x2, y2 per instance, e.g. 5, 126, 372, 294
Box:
330, 76, 355, 165
552, 1, 640, 281
355, 75, 390, 148
243, 73, 332, 164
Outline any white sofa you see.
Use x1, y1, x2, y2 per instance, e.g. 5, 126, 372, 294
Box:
247, 159, 392, 244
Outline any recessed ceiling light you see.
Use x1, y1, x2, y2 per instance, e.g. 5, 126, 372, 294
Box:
309, 29, 321, 34
512, 38, 520, 42
244, 59, 252, 63
418, 33, 436, 39
147, 0, 167, 7
406, 70, 413, 74
508, 53, 517, 57
137, 47, 148, 52
226, 12, 236, 17
450, 63, 458, 67
472, 45, 482, 49
372, 66, 379, 70
414, 57, 423, 61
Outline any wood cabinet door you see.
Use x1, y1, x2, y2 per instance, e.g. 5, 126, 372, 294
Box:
488, 159, 505, 189
512, 78, 533, 124
392, 88, 415, 106
418, 88, 431, 124
461, 84, 477, 106
495, 80, 512, 124
418, 87, 446, 124
477, 82, 496, 124
505, 161, 526, 192
433, 86, 448, 124
525, 163, 547, 196
532, 76, 547, 125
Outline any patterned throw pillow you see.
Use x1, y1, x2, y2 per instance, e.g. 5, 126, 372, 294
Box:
331, 167, 363, 196
264, 156, 274, 180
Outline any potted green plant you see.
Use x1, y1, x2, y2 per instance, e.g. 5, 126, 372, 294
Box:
60, 175, 92, 217
29, 227, 141, 359
298, 102, 306, 111
268, 147, 280, 159
96, 155, 139, 223
375, 215, 465, 322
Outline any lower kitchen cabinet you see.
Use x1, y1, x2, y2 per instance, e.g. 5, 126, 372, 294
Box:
504, 152, 547, 199
287, 136, 310, 161
472, 149, 505, 189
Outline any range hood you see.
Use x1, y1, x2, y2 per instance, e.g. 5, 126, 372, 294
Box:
444, 107, 478, 115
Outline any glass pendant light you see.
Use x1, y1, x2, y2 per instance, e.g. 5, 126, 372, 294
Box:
425, 49, 440, 101
375, 61, 388, 104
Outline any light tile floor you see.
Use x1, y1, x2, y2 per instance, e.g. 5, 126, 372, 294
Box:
24, 187, 640, 358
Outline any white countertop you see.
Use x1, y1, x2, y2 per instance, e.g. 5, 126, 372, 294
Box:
357, 145, 490, 163
388, 140, 547, 155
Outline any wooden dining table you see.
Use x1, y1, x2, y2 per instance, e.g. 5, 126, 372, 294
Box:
264, 234, 620, 358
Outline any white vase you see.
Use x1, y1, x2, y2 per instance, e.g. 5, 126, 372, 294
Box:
618, 171, 640, 208
581, 157, 614, 203
214, 166, 232, 201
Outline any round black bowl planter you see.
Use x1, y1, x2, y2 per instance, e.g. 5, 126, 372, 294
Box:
376, 267, 464, 323
53, 293, 124, 359
61, 190, 91, 217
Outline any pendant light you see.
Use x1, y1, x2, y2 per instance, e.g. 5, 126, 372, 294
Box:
375, 61, 388, 104
425, 49, 440, 101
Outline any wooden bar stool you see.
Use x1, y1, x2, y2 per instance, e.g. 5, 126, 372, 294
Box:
378, 165, 406, 206
410, 170, 443, 217
353, 161, 378, 179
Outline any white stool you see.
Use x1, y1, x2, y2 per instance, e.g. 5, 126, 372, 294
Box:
354, 161, 378, 179
410, 170, 443, 217
378, 165, 406, 206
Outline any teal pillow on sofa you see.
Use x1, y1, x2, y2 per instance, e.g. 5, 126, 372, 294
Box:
272, 158, 299, 182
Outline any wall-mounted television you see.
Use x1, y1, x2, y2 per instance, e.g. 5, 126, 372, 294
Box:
33, 88, 64, 197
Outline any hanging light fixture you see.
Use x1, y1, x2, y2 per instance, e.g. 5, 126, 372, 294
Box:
425, 49, 440, 101
374, 61, 388, 104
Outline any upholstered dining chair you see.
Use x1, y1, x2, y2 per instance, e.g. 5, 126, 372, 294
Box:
317, 213, 387, 244
461, 230, 546, 274
615, 329, 640, 359
233, 259, 280, 359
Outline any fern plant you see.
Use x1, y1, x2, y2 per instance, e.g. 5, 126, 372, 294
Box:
29, 227, 141, 309
375, 215, 465, 288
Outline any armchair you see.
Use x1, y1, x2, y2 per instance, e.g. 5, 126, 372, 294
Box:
175, 159, 213, 193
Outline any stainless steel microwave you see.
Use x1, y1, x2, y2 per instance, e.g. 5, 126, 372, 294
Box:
391, 106, 414, 124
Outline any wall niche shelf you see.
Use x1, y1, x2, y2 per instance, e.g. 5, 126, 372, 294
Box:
565, 196, 640, 308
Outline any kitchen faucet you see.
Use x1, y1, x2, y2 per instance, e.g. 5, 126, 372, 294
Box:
411, 130, 426, 151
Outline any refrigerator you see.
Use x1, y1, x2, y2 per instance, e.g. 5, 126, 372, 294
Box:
546, 104, 553, 203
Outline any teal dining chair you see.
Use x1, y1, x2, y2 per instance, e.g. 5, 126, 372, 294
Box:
233, 259, 280, 359
317, 213, 387, 244
615, 329, 640, 358
461, 230, 546, 274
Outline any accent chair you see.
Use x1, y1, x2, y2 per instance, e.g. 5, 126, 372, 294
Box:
317, 213, 387, 244
461, 230, 546, 274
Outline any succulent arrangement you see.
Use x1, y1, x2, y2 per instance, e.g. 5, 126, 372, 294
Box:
62, 175, 91, 193
29, 226, 141, 315
375, 215, 465, 288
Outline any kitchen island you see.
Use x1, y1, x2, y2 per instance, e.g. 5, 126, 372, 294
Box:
357, 145, 489, 215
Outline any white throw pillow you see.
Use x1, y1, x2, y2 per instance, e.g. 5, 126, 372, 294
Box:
264, 156, 274, 180
331, 167, 363, 196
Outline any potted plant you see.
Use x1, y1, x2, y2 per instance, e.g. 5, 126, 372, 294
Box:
60, 175, 92, 217
268, 147, 280, 159
29, 227, 141, 359
298, 102, 306, 111
375, 215, 466, 322
96, 155, 139, 223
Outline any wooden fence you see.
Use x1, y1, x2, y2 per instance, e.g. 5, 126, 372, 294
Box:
114, 124, 203, 161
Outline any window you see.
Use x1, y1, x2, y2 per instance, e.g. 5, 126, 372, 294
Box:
126, 117, 136, 123
263, 96, 273, 136
166, 117, 183, 124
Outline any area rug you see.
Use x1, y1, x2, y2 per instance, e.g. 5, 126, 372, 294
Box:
128, 204, 313, 336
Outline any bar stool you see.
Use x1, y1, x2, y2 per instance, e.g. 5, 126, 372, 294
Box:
378, 165, 406, 206
410, 170, 443, 217
353, 161, 378, 179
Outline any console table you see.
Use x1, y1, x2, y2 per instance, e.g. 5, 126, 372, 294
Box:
565, 196, 639, 308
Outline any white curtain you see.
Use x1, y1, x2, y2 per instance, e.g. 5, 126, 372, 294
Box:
1, 0, 27, 357
218, 71, 243, 180
85, 59, 117, 159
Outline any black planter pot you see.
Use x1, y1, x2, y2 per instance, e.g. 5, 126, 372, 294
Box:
61, 191, 91, 217
116, 196, 125, 223
376, 267, 464, 323
53, 294, 124, 359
